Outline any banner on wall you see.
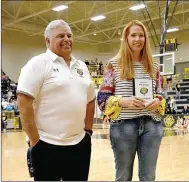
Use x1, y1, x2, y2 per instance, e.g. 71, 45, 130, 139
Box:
184, 68, 189, 79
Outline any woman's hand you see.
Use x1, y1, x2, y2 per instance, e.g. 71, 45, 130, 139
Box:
145, 98, 161, 111
119, 96, 146, 109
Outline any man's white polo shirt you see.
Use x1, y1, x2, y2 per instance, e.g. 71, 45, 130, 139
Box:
17, 49, 96, 145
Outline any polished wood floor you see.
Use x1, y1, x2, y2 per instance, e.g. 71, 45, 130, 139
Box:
2, 128, 189, 181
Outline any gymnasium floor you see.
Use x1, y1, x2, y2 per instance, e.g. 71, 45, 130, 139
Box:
2, 128, 189, 181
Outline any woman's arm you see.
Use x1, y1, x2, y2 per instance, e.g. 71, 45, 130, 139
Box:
97, 63, 115, 112
156, 67, 162, 94
97, 62, 145, 119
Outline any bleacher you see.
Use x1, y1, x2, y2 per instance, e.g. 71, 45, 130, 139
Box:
167, 78, 189, 113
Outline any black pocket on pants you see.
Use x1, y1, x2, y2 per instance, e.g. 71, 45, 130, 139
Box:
80, 133, 91, 145
31, 139, 41, 149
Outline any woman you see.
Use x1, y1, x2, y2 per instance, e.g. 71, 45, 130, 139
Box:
97, 20, 165, 181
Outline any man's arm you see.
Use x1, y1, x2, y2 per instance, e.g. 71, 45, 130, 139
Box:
17, 93, 39, 147
84, 99, 95, 131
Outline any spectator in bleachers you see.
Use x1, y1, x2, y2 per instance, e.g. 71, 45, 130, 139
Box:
165, 107, 171, 114
165, 96, 171, 108
9, 99, 18, 113
182, 105, 189, 114
162, 83, 169, 99
174, 116, 184, 128
2, 98, 9, 110
160, 75, 163, 89
175, 81, 181, 99
170, 96, 177, 114
183, 117, 189, 128
166, 75, 172, 90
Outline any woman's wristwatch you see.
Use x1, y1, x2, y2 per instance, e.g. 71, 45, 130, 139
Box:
85, 129, 93, 136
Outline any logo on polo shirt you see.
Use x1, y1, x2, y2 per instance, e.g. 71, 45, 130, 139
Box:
53, 68, 59, 72
76, 68, 84, 77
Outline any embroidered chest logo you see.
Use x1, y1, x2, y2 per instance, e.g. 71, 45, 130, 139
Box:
76, 68, 84, 77
53, 68, 59, 72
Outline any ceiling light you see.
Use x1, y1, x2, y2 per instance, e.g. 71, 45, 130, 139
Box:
93, 33, 97, 36
52, 5, 68, 12
91, 15, 106, 21
129, 4, 145, 11
167, 28, 179, 33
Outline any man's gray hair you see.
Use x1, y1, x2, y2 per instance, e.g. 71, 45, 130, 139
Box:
44, 20, 70, 39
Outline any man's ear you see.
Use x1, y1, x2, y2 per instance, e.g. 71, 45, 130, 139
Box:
45, 37, 50, 47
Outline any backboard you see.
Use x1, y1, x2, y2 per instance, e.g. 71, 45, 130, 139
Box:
152, 52, 175, 76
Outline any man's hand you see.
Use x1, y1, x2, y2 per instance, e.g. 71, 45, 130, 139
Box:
145, 98, 160, 111
119, 96, 146, 109
85, 99, 95, 132
30, 137, 40, 147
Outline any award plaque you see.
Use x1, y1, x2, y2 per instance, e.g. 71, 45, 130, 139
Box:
133, 78, 153, 104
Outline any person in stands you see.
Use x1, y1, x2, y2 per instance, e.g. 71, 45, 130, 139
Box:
175, 80, 181, 99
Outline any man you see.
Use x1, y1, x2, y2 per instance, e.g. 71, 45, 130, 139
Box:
182, 105, 189, 114
17, 20, 95, 181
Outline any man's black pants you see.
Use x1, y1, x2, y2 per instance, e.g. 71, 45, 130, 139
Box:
30, 133, 91, 181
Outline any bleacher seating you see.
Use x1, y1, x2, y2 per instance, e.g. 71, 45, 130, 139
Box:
167, 78, 189, 113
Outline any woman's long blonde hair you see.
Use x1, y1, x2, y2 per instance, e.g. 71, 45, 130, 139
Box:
114, 20, 154, 80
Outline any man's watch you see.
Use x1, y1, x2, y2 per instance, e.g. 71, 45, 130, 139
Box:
85, 129, 93, 136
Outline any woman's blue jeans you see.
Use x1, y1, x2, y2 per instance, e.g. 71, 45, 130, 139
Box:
110, 116, 163, 181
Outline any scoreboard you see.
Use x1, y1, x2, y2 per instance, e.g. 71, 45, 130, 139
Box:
164, 38, 177, 52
